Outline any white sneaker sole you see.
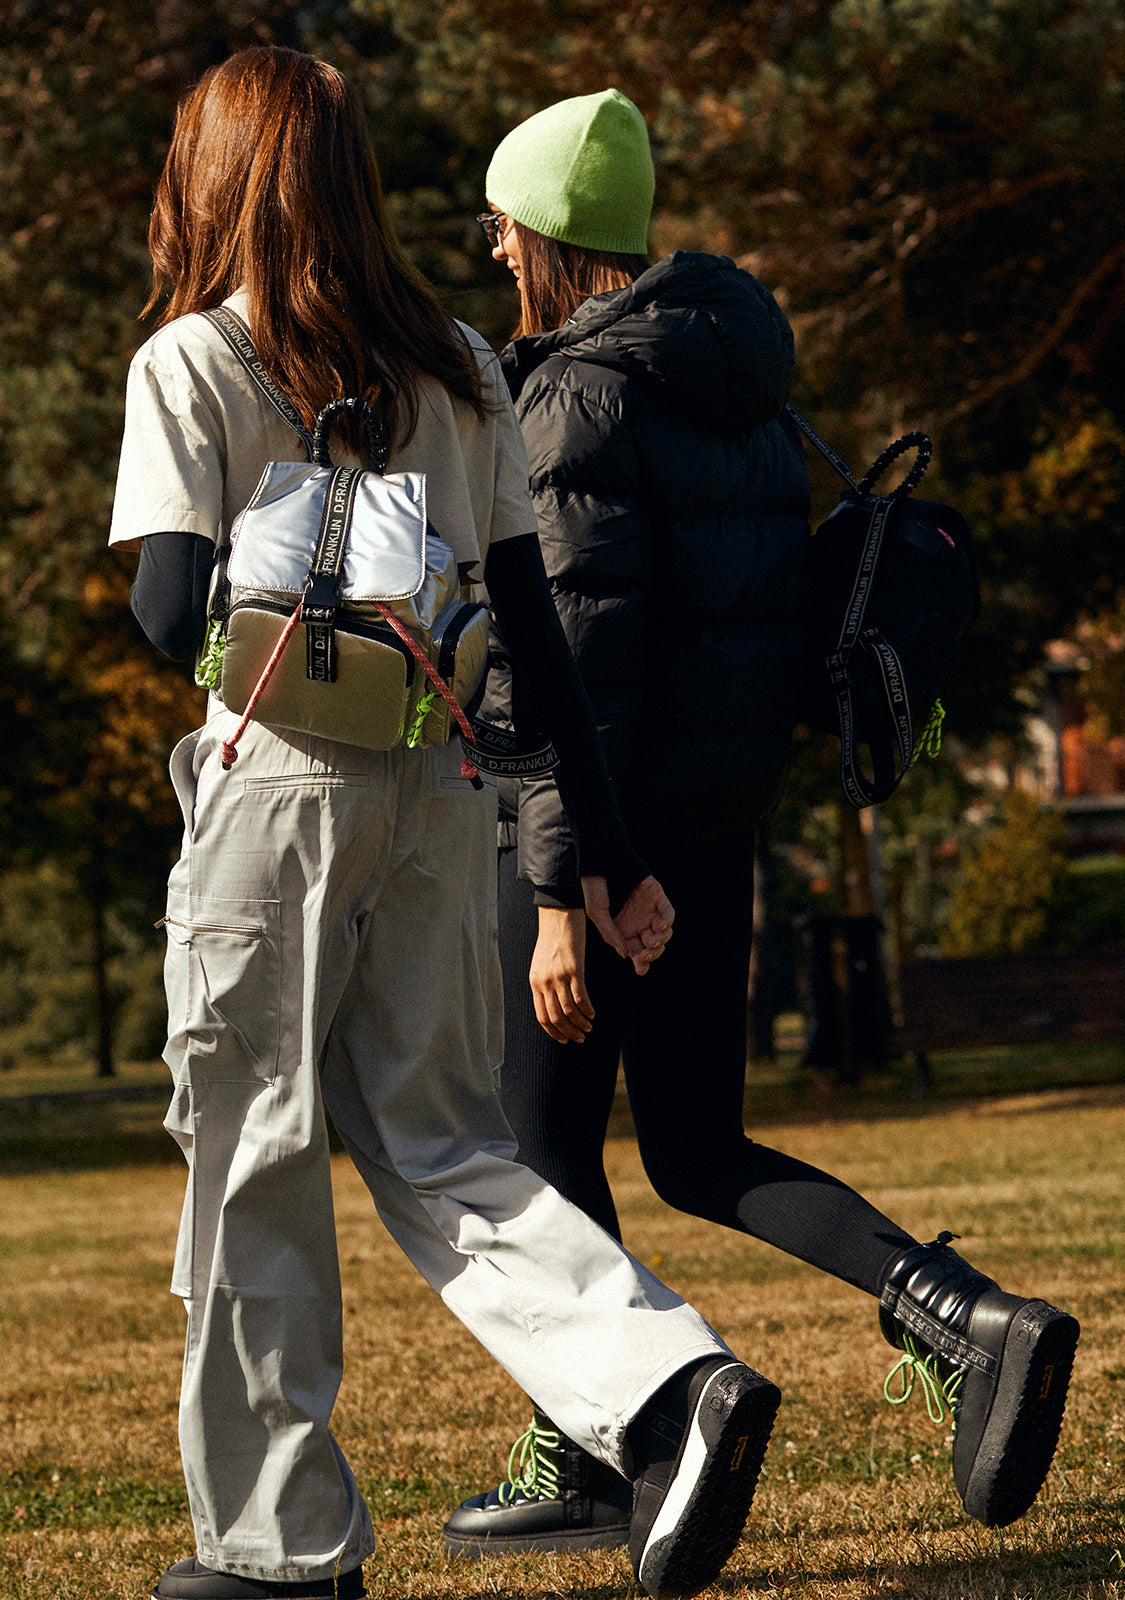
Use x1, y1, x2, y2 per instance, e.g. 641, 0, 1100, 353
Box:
634, 1362, 780, 1599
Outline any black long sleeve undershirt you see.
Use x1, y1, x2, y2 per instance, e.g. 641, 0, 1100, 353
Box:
130, 530, 647, 906
131, 531, 214, 663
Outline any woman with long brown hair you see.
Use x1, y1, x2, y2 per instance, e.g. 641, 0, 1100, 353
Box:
111, 47, 784, 1600
442, 87, 1078, 1558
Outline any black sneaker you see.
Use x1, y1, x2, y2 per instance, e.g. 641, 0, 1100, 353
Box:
628, 1357, 781, 1600
880, 1231, 1080, 1526
152, 1558, 365, 1599
442, 1409, 632, 1556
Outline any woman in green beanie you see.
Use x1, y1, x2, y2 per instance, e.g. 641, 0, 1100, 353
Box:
442, 86, 1078, 1561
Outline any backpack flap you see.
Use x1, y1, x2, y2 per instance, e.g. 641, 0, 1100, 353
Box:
227, 462, 428, 601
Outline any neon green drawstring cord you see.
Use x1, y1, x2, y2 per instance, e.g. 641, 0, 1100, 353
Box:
195, 617, 226, 691
910, 698, 945, 767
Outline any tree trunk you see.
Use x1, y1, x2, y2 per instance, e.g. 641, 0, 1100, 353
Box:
89, 834, 115, 1078
748, 819, 778, 1062
839, 801, 875, 917
830, 801, 893, 1081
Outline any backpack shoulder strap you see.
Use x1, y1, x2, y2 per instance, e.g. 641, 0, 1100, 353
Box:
202, 306, 316, 463
786, 404, 858, 493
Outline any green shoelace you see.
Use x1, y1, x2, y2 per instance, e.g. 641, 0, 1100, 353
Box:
883, 1335, 964, 1427
496, 1414, 562, 1505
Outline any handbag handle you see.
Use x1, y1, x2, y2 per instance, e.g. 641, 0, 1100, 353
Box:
787, 405, 932, 500
856, 432, 931, 498
313, 397, 389, 474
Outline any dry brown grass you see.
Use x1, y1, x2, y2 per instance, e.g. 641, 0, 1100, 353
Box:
2, 1083, 1123, 1599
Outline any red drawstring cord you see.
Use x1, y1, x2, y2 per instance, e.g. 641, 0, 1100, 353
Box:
371, 601, 479, 783
219, 600, 479, 783
221, 601, 304, 768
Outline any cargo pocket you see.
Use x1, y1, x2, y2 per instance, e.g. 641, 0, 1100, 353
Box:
162, 891, 282, 1085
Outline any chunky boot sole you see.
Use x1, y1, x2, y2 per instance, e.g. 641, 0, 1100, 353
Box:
954, 1295, 1079, 1527
630, 1362, 780, 1600
442, 1511, 630, 1558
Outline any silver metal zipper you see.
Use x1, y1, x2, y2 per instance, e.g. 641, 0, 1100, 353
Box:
154, 916, 263, 938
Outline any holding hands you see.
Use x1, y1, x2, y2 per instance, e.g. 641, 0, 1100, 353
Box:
583, 874, 674, 971
529, 876, 674, 1043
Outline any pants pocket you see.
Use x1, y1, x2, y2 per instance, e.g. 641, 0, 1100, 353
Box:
162, 890, 282, 1085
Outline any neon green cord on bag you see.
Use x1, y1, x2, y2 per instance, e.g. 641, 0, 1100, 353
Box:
195, 617, 226, 691
910, 698, 945, 766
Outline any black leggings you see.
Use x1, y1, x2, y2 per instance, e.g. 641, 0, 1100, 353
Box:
497, 835, 915, 1297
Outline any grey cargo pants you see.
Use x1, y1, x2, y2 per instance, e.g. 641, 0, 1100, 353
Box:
160, 712, 729, 1583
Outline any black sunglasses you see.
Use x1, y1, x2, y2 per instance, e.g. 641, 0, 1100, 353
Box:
476, 211, 509, 247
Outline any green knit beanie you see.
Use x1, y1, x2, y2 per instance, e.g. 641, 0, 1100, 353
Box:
485, 89, 654, 254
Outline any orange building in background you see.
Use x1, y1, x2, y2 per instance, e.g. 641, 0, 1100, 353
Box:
1041, 642, 1125, 853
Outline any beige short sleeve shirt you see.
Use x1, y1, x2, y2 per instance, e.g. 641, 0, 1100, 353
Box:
109, 290, 534, 573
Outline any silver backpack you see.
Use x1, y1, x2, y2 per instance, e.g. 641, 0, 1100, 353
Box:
197, 308, 490, 769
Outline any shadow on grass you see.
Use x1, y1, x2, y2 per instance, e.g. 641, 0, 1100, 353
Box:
734, 1041, 1125, 1131
0, 1083, 353, 1175
3, 1040, 1123, 1176
0, 1127, 182, 1174
422, 1529, 1125, 1600
729, 1533, 1125, 1597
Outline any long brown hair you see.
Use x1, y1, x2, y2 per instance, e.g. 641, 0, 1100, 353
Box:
146, 47, 487, 443
511, 224, 648, 336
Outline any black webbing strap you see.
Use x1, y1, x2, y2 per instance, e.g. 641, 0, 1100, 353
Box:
786, 405, 931, 498
786, 404, 858, 493
787, 404, 920, 806
300, 467, 363, 683
460, 717, 558, 778
203, 306, 316, 462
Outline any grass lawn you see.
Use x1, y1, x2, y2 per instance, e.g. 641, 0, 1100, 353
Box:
1, 1063, 1123, 1599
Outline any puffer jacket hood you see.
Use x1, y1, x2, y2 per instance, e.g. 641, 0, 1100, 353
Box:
502, 251, 794, 430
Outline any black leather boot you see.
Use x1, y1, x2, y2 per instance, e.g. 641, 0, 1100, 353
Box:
879, 1231, 1079, 1527
442, 1407, 633, 1556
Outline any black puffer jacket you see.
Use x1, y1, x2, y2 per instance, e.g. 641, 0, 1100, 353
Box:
486, 251, 811, 904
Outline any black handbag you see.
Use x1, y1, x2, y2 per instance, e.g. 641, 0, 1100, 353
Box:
788, 406, 980, 808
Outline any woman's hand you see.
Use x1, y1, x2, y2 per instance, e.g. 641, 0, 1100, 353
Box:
530, 907, 595, 1043
581, 874, 674, 976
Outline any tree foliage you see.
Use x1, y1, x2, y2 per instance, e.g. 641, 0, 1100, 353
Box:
0, 0, 373, 1069
941, 787, 1071, 956
3, 0, 1123, 1065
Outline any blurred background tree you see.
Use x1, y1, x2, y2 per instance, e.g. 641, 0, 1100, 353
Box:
941, 787, 1071, 957
2, 0, 1123, 1073
0, 0, 372, 1073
